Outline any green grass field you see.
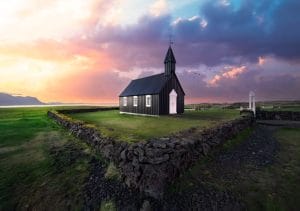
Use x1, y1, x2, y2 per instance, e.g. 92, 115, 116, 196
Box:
262, 106, 300, 112
258, 101, 300, 111
0, 107, 238, 209
1, 105, 299, 210
0, 107, 100, 210
69, 109, 240, 142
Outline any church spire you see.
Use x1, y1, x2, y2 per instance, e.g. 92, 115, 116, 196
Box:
164, 46, 176, 76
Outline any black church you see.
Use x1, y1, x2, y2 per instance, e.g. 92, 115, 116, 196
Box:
119, 46, 185, 116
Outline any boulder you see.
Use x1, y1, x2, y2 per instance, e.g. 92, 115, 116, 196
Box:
147, 154, 170, 164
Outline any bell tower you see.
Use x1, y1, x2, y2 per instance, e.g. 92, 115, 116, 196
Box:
164, 46, 176, 76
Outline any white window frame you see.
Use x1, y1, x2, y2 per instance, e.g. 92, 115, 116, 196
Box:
123, 97, 127, 106
146, 95, 151, 107
133, 96, 138, 107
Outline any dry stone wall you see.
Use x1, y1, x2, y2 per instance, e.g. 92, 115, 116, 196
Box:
48, 109, 254, 199
256, 110, 300, 121
47, 110, 127, 163
119, 117, 254, 198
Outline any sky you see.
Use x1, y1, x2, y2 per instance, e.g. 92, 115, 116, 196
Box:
0, 0, 300, 103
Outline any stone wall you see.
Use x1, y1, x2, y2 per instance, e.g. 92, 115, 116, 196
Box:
48, 109, 254, 199
118, 116, 254, 198
47, 110, 128, 163
58, 107, 118, 114
256, 110, 300, 121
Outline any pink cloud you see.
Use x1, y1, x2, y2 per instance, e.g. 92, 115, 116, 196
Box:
209, 66, 247, 86
258, 56, 266, 66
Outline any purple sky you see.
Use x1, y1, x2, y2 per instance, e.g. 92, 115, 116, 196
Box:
1, 0, 300, 103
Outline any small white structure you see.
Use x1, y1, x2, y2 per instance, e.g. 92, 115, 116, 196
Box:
169, 89, 177, 114
249, 91, 256, 116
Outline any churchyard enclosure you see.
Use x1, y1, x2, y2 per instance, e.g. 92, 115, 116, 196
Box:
49, 108, 253, 198
67, 109, 240, 142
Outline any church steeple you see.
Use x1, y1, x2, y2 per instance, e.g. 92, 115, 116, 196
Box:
164, 46, 176, 76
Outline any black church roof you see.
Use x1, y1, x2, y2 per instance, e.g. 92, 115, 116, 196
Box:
119, 73, 169, 97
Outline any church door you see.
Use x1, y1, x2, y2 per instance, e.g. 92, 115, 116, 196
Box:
169, 89, 177, 114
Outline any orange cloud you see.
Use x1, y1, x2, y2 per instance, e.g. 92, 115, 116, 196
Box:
0, 0, 176, 104
0, 39, 115, 103
43, 68, 128, 103
209, 66, 247, 86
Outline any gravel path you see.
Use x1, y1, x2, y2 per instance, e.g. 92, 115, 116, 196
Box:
217, 124, 279, 169
83, 158, 145, 211
161, 124, 280, 210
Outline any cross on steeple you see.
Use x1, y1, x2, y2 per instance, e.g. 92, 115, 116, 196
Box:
169, 33, 174, 46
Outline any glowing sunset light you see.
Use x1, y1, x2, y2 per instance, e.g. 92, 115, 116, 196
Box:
0, 0, 299, 104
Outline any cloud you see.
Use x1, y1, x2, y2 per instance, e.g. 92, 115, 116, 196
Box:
209, 66, 247, 86
150, 0, 168, 17
178, 64, 300, 103
0, 38, 116, 102
0, 0, 108, 42
45, 70, 129, 103
90, 14, 173, 70
173, 0, 300, 65
53, 0, 300, 71
85, 0, 300, 69
258, 56, 266, 66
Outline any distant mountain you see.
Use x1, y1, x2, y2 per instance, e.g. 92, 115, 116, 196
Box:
0, 93, 44, 106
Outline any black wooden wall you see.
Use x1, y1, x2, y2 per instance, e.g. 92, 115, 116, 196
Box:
119, 74, 184, 116
159, 74, 185, 115
119, 94, 160, 115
